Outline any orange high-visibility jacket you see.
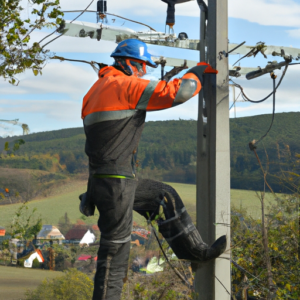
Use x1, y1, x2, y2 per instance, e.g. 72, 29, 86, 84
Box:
82, 66, 201, 120
82, 66, 201, 177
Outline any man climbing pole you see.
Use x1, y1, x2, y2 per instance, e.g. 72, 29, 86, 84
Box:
80, 38, 227, 300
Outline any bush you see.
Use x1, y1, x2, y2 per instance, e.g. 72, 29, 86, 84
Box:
24, 269, 93, 300
18, 258, 25, 267
32, 258, 40, 269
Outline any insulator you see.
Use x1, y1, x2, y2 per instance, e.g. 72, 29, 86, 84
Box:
166, 2, 175, 26
161, 0, 192, 26
97, 0, 107, 14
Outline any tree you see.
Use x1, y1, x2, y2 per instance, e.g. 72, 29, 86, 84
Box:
10, 203, 42, 239
231, 150, 300, 299
2, 139, 25, 155
57, 212, 71, 235
24, 269, 94, 300
0, 0, 64, 85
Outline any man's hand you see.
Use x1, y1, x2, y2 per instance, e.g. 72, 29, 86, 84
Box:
163, 60, 189, 82
187, 62, 218, 85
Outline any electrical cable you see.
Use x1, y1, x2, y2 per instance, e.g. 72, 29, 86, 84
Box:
38, 30, 56, 44
233, 48, 255, 66
62, 10, 157, 32
227, 41, 246, 55
51, 55, 106, 73
70, 0, 94, 24
254, 74, 276, 145
229, 90, 241, 111
41, 33, 64, 49
40, 1, 94, 49
150, 223, 192, 288
229, 64, 288, 103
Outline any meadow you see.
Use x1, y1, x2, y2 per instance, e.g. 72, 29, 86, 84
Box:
0, 180, 278, 229
0, 266, 62, 300
0, 181, 282, 300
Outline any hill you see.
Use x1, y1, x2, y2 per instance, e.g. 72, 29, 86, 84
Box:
0, 181, 277, 229
1, 112, 300, 192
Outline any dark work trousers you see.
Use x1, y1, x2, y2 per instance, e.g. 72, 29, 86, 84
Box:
89, 178, 200, 299
90, 177, 137, 300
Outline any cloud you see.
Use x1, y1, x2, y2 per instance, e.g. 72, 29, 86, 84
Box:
0, 99, 81, 122
30, 31, 116, 53
20, 0, 300, 32
0, 61, 97, 98
229, 0, 300, 27
287, 29, 300, 39
56, 0, 300, 28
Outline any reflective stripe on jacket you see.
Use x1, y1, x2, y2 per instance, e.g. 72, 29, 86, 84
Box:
82, 66, 201, 123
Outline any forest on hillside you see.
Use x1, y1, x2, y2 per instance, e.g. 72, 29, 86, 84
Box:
0, 112, 300, 192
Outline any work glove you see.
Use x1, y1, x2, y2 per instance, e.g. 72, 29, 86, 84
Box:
186, 62, 218, 85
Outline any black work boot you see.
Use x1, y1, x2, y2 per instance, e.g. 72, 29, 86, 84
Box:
158, 210, 227, 262
79, 192, 95, 217
133, 179, 227, 262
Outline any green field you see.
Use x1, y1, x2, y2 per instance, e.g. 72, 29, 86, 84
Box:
0, 181, 278, 229
0, 266, 62, 300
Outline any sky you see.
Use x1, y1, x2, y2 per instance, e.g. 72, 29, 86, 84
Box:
1, 0, 300, 136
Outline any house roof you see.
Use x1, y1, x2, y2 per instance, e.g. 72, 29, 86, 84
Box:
0, 227, 5, 237
65, 226, 88, 240
37, 225, 65, 240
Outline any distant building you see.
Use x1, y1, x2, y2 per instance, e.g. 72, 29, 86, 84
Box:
37, 225, 65, 243
0, 226, 5, 236
131, 231, 149, 246
80, 230, 96, 246
65, 226, 87, 242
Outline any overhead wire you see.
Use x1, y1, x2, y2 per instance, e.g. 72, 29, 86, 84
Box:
70, 0, 95, 24
229, 90, 242, 111
229, 57, 292, 147
50, 55, 106, 73
40, 0, 95, 49
229, 64, 289, 103
254, 74, 276, 145
62, 10, 157, 32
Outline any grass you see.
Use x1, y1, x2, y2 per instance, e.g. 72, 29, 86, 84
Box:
0, 266, 62, 300
0, 181, 282, 300
0, 180, 280, 229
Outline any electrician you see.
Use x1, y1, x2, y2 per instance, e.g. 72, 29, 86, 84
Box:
80, 39, 227, 300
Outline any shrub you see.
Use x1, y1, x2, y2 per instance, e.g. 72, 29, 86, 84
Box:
32, 258, 40, 269
24, 269, 93, 300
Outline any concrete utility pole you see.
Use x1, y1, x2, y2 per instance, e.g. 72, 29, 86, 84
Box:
195, 0, 231, 299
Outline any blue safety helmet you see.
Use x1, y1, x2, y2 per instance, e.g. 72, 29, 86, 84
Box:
111, 39, 157, 68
